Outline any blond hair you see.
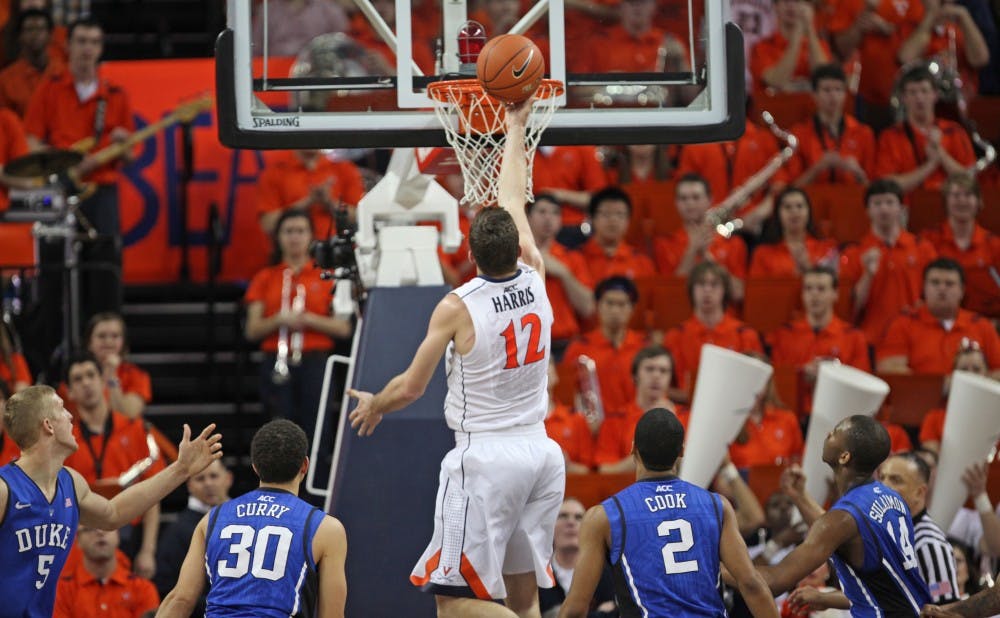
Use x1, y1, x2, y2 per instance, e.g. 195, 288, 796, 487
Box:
3, 385, 59, 449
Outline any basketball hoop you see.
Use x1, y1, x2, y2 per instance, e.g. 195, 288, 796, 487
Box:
426, 79, 563, 207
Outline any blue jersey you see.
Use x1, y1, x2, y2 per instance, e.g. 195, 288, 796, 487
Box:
829, 481, 932, 618
0, 464, 78, 618
205, 488, 321, 618
603, 476, 726, 618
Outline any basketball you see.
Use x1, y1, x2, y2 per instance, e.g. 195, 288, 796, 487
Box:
476, 34, 545, 104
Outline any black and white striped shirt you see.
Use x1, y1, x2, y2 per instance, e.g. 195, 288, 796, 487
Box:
914, 510, 960, 605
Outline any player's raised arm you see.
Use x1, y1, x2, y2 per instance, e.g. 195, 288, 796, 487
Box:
156, 515, 210, 617
922, 585, 1000, 618
347, 295, 463, 436
558, 505, 611, 618
718, 497, 780, 618
756, 509, 858, 595
75, 423, 223, 529
499, 100, 544, 276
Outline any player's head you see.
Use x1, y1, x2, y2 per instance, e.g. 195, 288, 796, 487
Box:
822, 415, 890, 476
526, 193, 562, 243
802, 265, 838, 317
942, 173, 982, 222
469, 206, 519, 277
923, 257, 965, 316
67, 17, 104, 70
810, 64, 847, 116
865, 178, 905, 231
85, 311, 128, 361
553, 497, 585, 552
271, 209, 314, 264
2, 384, 76, 452
589, 187, 632, 246
878, 451, 931, 513
77, 525, 121, 563
251, 419, 310, 484
632, 408, 685, 474
688, 261, 731, 312
187, 459, 233, 507
631, 345, 673, 397
65, 352, 106, 410
674, 173, 712, 222
595, 276, 638, 331
899, 65, 938, 118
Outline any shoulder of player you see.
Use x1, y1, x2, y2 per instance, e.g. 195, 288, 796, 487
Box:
313, 514, 347, 560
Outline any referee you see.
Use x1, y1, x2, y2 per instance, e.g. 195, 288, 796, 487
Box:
879, 452, 960, 605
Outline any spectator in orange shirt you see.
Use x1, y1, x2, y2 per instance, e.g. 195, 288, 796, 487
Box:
527, 194, 595, 358
570, 0, 687, 74
840, 178, 938, 344
594, 345, 678, 473
0, 107, 28, 212
827, 0, 923, 130
350, 0, 435, 74
255, 149, 365, 238
543, 361, 593, 474
560, 276, 648, 421
919, 344, 989, 452
729, 380, 804, 469
897, 0, 990, 98
875, 66, 976, 194
920, 173, 1000, 318
664, 262, 764, 398
53, 525, 159, 618
768, 266, 872, 407
0, 9, 60, 117
0, 320, 32, 392
250, 0, 349, 58
0, 380, 21, 465
653, 174, 748, 302
749, 0, 832, 96
750, 187, 838, 278
877, 258, 1000, 376
62, 353, 164, 580
532, 145, 608, 247
787, 64, 876, 187
84, 313, 151, 419
575, 187, 656, 283
245, 210, 352, 438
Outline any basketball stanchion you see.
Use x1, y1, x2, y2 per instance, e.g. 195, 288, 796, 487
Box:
426, 78, 563, 207
929, 371, 1000, 527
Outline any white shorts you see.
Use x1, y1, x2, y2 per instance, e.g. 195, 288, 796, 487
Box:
410, 423, 566, 600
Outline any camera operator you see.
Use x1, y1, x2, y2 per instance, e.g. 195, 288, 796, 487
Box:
244, 209, 353, 441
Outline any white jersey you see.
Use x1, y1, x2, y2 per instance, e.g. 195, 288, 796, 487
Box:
444, 264, 553, 433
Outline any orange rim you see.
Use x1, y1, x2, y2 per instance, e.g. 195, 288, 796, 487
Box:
427, 78, 564, 134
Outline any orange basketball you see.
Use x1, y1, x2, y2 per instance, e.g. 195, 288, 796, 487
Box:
476, 34, 545, 104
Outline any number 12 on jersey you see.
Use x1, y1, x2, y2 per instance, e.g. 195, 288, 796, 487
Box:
500, 313, 545, 369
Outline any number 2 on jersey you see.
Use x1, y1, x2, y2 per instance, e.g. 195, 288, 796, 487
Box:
658, 519, 699, 574
500, 313, 545, 369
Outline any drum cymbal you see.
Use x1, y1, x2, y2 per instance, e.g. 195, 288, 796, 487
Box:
3, 149, 82, 178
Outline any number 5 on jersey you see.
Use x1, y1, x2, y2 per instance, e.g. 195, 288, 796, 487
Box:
500, 313, 545, 369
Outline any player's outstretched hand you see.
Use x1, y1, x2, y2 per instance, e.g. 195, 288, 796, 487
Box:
505, 97, 533, 130
348, 389, 382, 437
176, 423, 223, 477
920, 604, 962, 618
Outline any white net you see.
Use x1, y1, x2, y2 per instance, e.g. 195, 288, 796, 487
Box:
428, 80, 563, 207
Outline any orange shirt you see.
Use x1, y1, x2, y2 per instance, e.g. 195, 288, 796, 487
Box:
572, 25, 667, 73
920, 223, 1000, 317
875, 120, 976, 193
827, 0, 923, 104
0, 58, 62, 117
532, 146, 609, 227
351, 27, 436, 75
664, 314, 764, 393
576, 239, 656, 283
653, 228, 748, 280
63, 411, 166, 487
23, 71, 134, 185
749, 31, 832, 96
884, 421, 913, 454
255, 151, 365, 238
786, 114, 877, 185
919, 407, 946, 445
438, 209, 474, 286
561, 329, 648, 418
544, 403, 594, 468
244, 262, 338, 354
749, 237, 839, 277
53, 559, 159, 618
840, 231, 937, 344
595, 401, 689, 465
768, 316, 872, 372
877, 306, 1000, 374
677, 122, 780, 207
0, 432, 19, 466
0, 107, 28, 212
117, 362, 152, 403
547, 242, 593, 342
729, 405, 804, 468
0, 351, 32, 386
